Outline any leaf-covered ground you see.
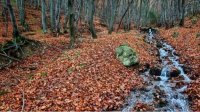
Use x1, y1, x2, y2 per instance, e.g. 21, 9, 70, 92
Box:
0, 29, 158, 110
0, 8, 158, 110
0, 6, 199, 111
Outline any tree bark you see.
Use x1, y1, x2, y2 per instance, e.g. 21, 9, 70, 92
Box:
68, 0, 75, 48
88, 0, 97, 38
63, 0, 68, 33
50, 0, 55, 32
41, 0, 47, 33
108, 0, 118, 34
1, 0, 8, 37
19, 0, 29, 31
179, 0, 185, 26
6, 0, 20, 38
19, 0, 25, 25
55, 0, 62, 33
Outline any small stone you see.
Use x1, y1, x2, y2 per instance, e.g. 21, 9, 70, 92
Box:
158, 98, 168, 107
154, 76, 161, 81
149, 67, 161, 76
170, 67, 181, 77
156, 42, 162, 48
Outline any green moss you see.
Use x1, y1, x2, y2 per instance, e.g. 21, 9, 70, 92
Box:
172, 32, 179, 38
0, 90, 9, 96
40, 72, 48, 77
75, 51, 81, 57
79, 63, 86, 68
67, 67, 75, 74
191, 17, 198, 25
27, 74, 34, 80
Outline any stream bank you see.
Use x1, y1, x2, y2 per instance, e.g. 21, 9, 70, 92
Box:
122, 29, 191, 111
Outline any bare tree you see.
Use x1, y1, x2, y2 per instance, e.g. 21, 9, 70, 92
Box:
68, 0, 75, 48
6, 0, 20, 38
41, 0, 47, 33
108, 0, 118, 34
88, 0, 97, 38
179, 0, 185, 26
50, 0, 55, 32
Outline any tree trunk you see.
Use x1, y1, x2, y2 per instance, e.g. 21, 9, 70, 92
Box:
138, 0, 143, 28
16, 0, 20, 9
1, 0, 9, 37
88, 0, 97, 39
19, 0, 25, 25
68, 0, 75, 48
179, 0, 185, 26
6, 0, 20, 38
108, 0, 117, 34
18, 0, 29, 31
55, 0, 62, 34
50, 0, 55, 32
41, 0, 47, 33
63, 0, 68, 33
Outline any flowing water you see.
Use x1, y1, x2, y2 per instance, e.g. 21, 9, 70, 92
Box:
122, 29, 191, 112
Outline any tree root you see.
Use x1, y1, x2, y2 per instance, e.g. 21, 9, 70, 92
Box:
0, 36, 41, 69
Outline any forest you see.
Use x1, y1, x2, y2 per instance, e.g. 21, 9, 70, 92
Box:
0, 0, 200, 111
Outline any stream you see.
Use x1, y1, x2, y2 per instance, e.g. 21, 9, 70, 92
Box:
122, 29, 191, 111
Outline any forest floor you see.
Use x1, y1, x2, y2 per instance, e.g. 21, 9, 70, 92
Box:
0, 7, 199, 111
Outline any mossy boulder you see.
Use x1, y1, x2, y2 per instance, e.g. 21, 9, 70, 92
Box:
116, 45, 139, 66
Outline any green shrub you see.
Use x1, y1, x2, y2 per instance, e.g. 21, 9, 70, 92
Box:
0, 90, 9, 96
67, 67, 75, 74
40, 72, 48, 76
191, 17, 198, 25
172, 32, 179, 38
28, 74, 34, 80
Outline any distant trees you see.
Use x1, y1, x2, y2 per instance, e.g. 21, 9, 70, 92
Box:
87, 0, 97, 38
1, 0, 200, 48
41, 0, 47, 33
117, 0, 134, 31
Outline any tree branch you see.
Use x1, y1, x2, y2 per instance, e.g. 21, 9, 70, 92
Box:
0, 52, 20, 61
117, 0, 134, 31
